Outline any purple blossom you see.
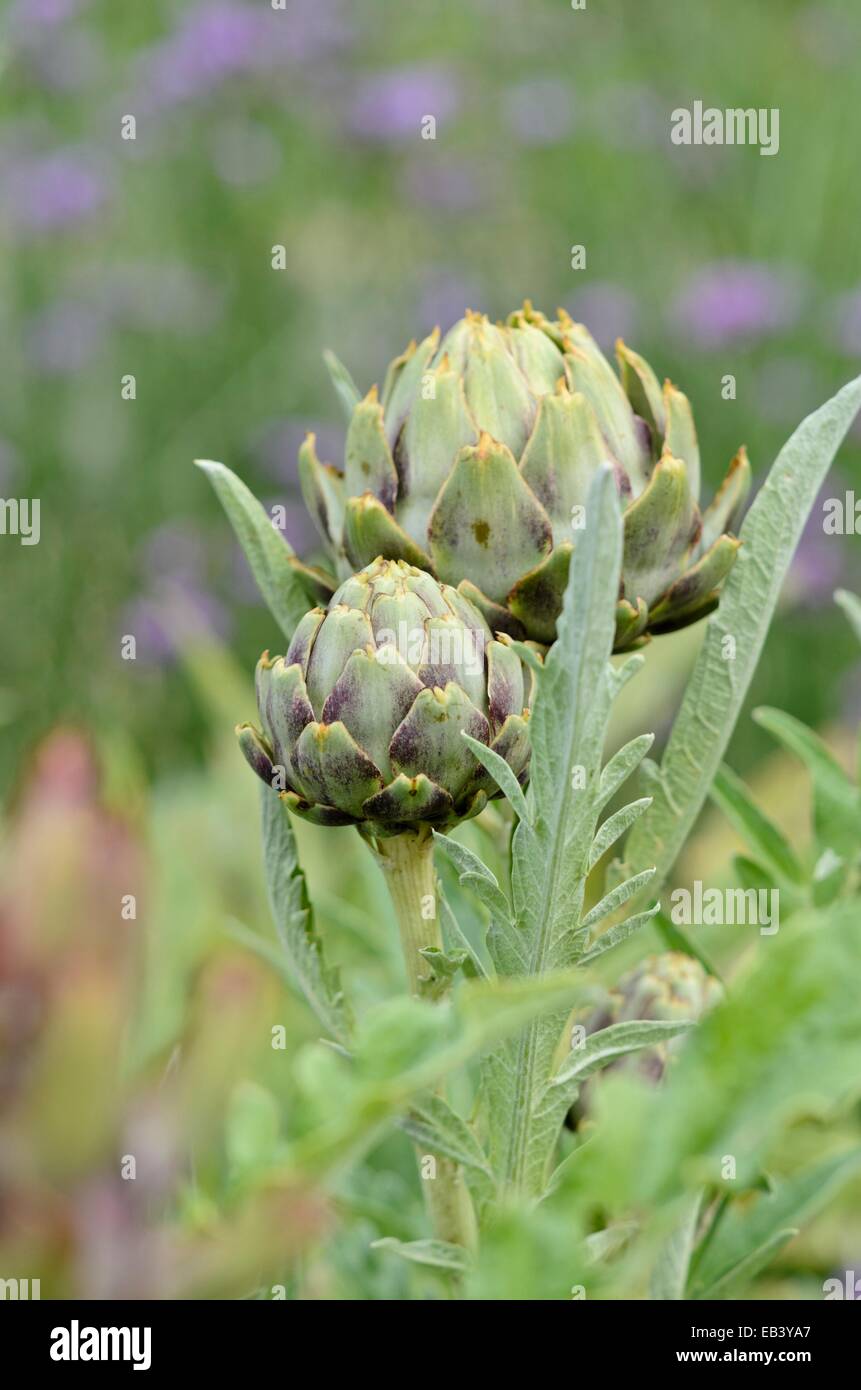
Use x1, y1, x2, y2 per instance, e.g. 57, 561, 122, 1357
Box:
347, 65, 460, 143
139, 522, 209, 587
784, 473, 853, 609
670, 261, 802, 348
829, 286, 861, 357
17, 26, 102, 93
3, 147, 109, 233
120, 580, 230, 665
138, 1, 351, 112
787, 527, 845, 609
503, 77, 575, 145
100, 262, 223, 336
563, 283, 639, 352
25, 300, 106, 375
8, 0, 86, 30
401, 157, 483, 211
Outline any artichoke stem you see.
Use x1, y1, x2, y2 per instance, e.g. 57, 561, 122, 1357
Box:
376, 828, 478, 1256
376, 826, 440, 994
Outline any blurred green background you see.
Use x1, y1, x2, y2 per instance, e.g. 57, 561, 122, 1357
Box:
2, 0, 860, 793
2, 0, 861, 1300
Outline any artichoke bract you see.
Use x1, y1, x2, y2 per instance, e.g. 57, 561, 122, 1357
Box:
300, 303, 751, 650
237, 557, 533, 834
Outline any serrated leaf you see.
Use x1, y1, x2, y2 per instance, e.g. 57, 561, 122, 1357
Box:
580, 869, 656, 931
462, 731, 530, 823
608, 651, 646, 697
196, 459, 310, 642
651, 1191, 703, 1301
598, 733, 655, 811
619, 374, 861, 906
483, 466, 625, 1197
548, 1018, 696, 1106
402, 1095, 496, 1211
289, 969, 596, 1177
323, 348, 362, 419
437, 887, 490, 980
710, 763, 804, 885
433, 832, 512, 923
689, 1147, 861, 1298
371, 1237, 471, 1272
261, 787, 352, 1045
588, 797, 651, 871
579, 902, 661, 964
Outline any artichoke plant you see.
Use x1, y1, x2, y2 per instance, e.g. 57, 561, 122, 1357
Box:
237, 556, 534, 836
299, 303, 750, 649
578, 951, 722, 1086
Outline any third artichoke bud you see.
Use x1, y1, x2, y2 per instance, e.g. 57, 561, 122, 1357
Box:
237, 557, 534, 834
300, 303, 751, 650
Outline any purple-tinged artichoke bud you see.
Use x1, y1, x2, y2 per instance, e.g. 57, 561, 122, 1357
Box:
301, 304, 750, 650
580, 951, 723, 1087
237, 557, 534, 834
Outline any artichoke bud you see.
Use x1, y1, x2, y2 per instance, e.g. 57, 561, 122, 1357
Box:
312, 305, 749, 651
237, 557, 534, 834
570, 952, 722, 1125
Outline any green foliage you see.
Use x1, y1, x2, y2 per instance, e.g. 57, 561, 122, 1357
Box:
196, 460, 311, 643
620, 375, 861, 904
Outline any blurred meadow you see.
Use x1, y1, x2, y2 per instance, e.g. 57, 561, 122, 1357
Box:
2, 0, 861, 1299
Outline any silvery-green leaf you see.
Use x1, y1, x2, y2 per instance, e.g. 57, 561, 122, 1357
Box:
462, 731, 530, 823
546, 1018, 695, 1107
588, 797, 651, 871
261, 787, 352, 1045
372, 1237, 471, 1273
438, 887, 490, 980
580, 868, 656, 930
650, 1191, 703, 1301
689, 1147, 861, 1299
597, 733, 655, 811
196, 459, 309, 642
323, 348, 362, 419
482, 466, 624, 1196
620, 373, 861, 906
402, 1095, 496, 1212
433, 832, 512, 923
579, 902, 661, 963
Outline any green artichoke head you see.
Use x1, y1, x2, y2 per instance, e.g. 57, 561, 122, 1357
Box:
300, 303, 751, 650
238, 556, 534, 834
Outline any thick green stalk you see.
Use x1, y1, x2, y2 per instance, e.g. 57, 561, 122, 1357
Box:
376, 829, 477, 1253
